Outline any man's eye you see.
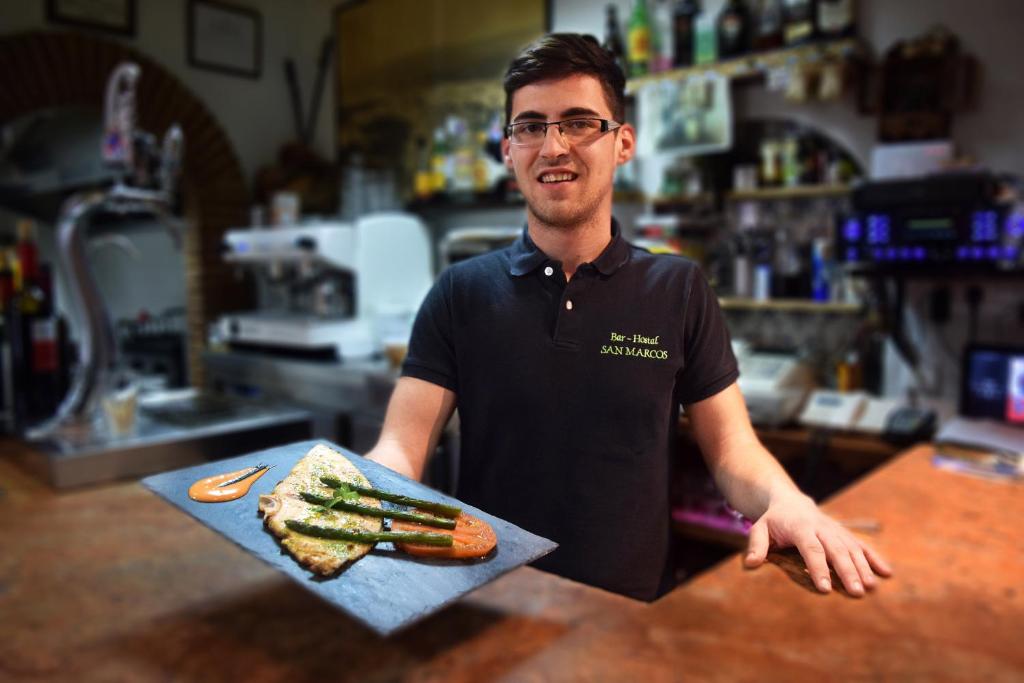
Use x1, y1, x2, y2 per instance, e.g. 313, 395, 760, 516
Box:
520, 123, 546, 134
564, 119, 595, 131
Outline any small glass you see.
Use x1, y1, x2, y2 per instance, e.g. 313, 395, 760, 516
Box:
102, 380, 139, 437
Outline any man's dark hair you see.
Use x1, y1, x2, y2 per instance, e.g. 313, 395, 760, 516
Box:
503, 33, 626, 126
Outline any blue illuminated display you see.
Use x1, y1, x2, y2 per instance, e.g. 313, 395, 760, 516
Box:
866, 214, 891, 245
843, 219, 862, 242
1008, 215, 1024, 239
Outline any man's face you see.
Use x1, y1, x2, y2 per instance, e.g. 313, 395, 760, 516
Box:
502, 74, 635, 230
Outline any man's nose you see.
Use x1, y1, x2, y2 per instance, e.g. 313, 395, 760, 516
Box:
539, 124, 571, 158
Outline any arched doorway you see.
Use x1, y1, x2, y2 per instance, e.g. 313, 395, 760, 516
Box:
0, 30, 253, 386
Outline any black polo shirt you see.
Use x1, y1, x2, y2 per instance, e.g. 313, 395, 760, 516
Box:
402, 220, 738, 600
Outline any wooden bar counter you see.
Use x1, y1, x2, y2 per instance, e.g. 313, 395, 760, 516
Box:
1, 438, 1021, 681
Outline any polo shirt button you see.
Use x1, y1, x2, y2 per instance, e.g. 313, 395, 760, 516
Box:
566, 300, 573, 311
544, 266, 554, 276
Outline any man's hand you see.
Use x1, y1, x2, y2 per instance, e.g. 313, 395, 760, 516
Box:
743, 491, 893, 597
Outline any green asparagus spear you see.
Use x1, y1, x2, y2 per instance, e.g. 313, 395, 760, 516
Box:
319, 475, 462, 518
299, 492, 457, 530
284, 519, 453, 546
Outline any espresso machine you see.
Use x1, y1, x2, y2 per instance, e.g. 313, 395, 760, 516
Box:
216, 212, 433, 360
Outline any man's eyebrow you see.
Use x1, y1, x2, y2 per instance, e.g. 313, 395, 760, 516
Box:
512, 110, 547, 123
511, 107, 605, 122
560, 107, 603, 118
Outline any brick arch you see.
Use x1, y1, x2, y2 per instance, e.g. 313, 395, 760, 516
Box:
0, 30, 253, 386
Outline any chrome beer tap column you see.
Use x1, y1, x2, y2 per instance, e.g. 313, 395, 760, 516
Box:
29, 62, 185, 441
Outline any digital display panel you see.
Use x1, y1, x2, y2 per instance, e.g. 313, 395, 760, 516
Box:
907, 217, 954, 230
961, 346, 1024, 425
903, 214, 957, 241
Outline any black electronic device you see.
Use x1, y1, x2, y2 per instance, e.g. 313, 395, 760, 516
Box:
959, 344, 1024, 426
882, 406, 937, 447
838, 172, 1024, 272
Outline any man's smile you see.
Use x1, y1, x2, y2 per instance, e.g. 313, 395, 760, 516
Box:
538, 172, 578, 183
537, 168, 579, 184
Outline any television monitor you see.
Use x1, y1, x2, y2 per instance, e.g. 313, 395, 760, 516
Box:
960, 344, 1024, 425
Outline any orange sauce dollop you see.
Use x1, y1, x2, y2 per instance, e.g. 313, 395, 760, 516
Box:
188, 466, 269, 502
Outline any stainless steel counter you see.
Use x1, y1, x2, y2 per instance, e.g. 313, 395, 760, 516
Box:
21, 393, 311, 488
203, 349, 391, 413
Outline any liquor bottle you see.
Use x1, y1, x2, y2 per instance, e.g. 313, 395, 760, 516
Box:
672, 0, 700, 68
752, 0, 784, 51
780, 132, 800, 187
694, 6, 718, 65
816, 0, 854, 38
603, 4, 627, 73
413, 137, 433, 201
650, 0, 675, 73
0, 255, 13, 432
783, 0, 817, 46
429, 127, 449, 195
472, 131, 491, 193
26, 263, 62, 422
716, 0, 751, 59
627, 0, 652, 78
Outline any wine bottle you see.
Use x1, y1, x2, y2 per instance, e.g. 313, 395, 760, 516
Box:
783, 0, 817, 46
752, 0, 784, 51
716, 0, 751, 59
603, 4, 627, 72
672, 0, 700, 68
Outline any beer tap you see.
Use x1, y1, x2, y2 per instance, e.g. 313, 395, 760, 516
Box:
28, 62, 186, 441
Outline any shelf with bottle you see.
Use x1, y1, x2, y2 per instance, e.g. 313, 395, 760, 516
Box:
726, 183, 851, 202
718, 296, 862, 314
613, 0, 861, 86
1, 220, 71, 435
626, 35, 860, 89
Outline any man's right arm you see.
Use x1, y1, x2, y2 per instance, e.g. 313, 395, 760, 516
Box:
364, 376, 456, 480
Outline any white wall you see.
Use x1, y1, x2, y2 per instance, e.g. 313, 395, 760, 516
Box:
0, 0, 338, 182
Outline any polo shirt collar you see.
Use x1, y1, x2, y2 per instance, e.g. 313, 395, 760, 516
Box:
508, 218, 631, 277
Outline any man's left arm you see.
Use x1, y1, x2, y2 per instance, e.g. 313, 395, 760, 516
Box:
686, 382, 892, 597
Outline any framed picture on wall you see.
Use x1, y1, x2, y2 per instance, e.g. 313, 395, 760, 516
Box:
187, 0, 262, 79
46, 0, 137, 36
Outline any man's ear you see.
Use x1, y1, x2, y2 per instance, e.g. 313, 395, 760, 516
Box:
615, 123, 636, 166
501, 137, 513, 170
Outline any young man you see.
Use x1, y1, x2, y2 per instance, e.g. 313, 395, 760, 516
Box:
367, 34, 891, 601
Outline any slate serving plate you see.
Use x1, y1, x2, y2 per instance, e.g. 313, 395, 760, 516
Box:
141, 439, 557, 636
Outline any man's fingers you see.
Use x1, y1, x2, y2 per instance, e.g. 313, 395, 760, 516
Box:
820, 533, 866, 597
859, 538, 893, 577
744, 519, 769, 568
846, 538, 878, 590
793, 532, 831, 593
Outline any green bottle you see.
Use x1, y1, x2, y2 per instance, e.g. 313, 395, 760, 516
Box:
628, 0, 652, 77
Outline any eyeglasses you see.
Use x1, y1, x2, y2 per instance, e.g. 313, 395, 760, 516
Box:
505, 118, 622, 146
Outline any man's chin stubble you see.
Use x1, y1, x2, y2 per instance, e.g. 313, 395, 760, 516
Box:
527, 195, 602, 231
